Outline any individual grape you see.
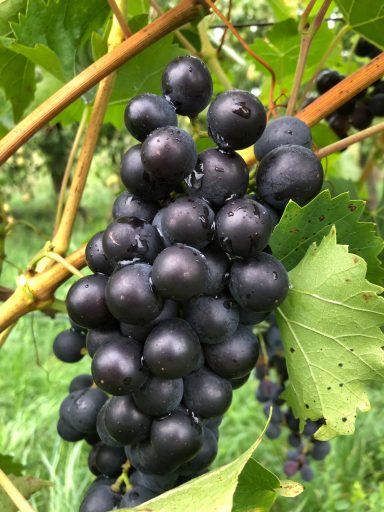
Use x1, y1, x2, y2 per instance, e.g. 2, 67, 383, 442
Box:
256, 144, 324, 210
186, 149, 248, 207
256, 379, 282, 403
215, 197, 273, 257
128, 441, 180, 475
354, 37, 381, 58
66, 275, 112, 329
120, 145, 173, 200
105, 263, 163, 324
367, 93, 384, 117
263, 402, 282, 423
230, 373, 251, 389
124, 93, 177, 141
207, 90, 266, 150
79, 484, 121, 512
85, 476, 115, 495
160, 197, 215, 249
315, 69, 343, 94
120, 299, 178, 342
300, 463, 314, 481
184, 294, 239, 344
239, 308, 269, 326
283, 459, 299, 477
92, 337, 148, 395
57, 417, 84, 442
303, 419, 320, 437
204, 326, 259, 379
311, 440, 331, 461
85, 231, 114, 275
285, 409, 300, 432
143, 319, 202, 379
67, 388, 108, 434
53, 329, 86, 363
120, 486, 158, 507
86, 325, 122, 358
161, 56, 213, 116
183, 367, 233, 418
151, 245, 208, 301
254, 116, 312, 160
151, 408, 204, 466
229, 253, 289, 312
69, 319, 87, 336
288, 433, 302, 448
141, 126, 197, 183
132, 375, 183, 416
200, 244, 230, 296
129, 470, 178, 494
89, 442, 127, 477
104, 395, 151, 444
69, 374, 93, 393
266, 422, 281, 439
112, 191, 158, 222
351, 101, 373, 130
179, 427, 218, 475
102, 217, 163, 264
327, 112, 350, 138
96, 403, 122, 448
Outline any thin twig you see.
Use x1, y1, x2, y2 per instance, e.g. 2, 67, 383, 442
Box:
0, 0, 202, 164
149, 0, 198, 55
202, 0, 276, 113
316, 121, 384, 159
0, 469, 36, 512
210, 18, 344, 29
217, 0, 232, 55
107, 0, 132, 37
53, 106, 89, 235
286, 0, 332, 115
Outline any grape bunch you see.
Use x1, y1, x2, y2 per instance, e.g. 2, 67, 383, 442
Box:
52, 54, 325, 511
255, 317, 331, 482
304, 38, 383, 140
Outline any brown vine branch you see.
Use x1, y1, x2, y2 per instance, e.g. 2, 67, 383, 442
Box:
0, 245, 86, 332
0, 0, 203, 165
53, 106, 89, 235
107, 0, 132, 37
316, 121, 384, 159
297, 52, 384, 126
202, 0, 277, 113
286, 0, 332, 115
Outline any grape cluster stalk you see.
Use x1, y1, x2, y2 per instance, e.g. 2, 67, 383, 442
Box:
52, 55, 325, 511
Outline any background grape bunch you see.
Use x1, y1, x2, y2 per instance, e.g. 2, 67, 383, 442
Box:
51, 55, 325, 511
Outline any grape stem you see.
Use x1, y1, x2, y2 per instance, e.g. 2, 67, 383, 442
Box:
286, 0, 333, 116
0, 0, 204, 164
107, 0, 132, 37
0, 469, 36, 512
316, 121, 384, 159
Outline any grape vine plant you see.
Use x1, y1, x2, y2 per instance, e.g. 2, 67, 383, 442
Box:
0, 1, 384, 511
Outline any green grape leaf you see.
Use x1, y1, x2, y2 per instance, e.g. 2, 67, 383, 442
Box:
5, 0, 109, 81
276, 227, 384, 440
118, 422, 302, 512
0, 43, 35, 121
0, 475, 51, 512
335, 0, 384, 49
0, 455, 24, 476
270, 190, 384, 285
251, 19, 336, 94
0, 0, 26, 35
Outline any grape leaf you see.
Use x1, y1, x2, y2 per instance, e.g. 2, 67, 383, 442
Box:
118, 422, 302, 512
4, 0, 109, 81
276, 227, 384, 440
0, 475, 51, 512
0, 454, 24, 476
0, 43, 35, 121
0, 0, 26, 35
335, 0, 384, 49
270, 190, 384, 285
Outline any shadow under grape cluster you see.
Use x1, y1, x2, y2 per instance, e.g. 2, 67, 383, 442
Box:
52, 55, 326, 511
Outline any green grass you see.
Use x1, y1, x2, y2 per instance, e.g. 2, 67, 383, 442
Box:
1, 174, 384, 511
